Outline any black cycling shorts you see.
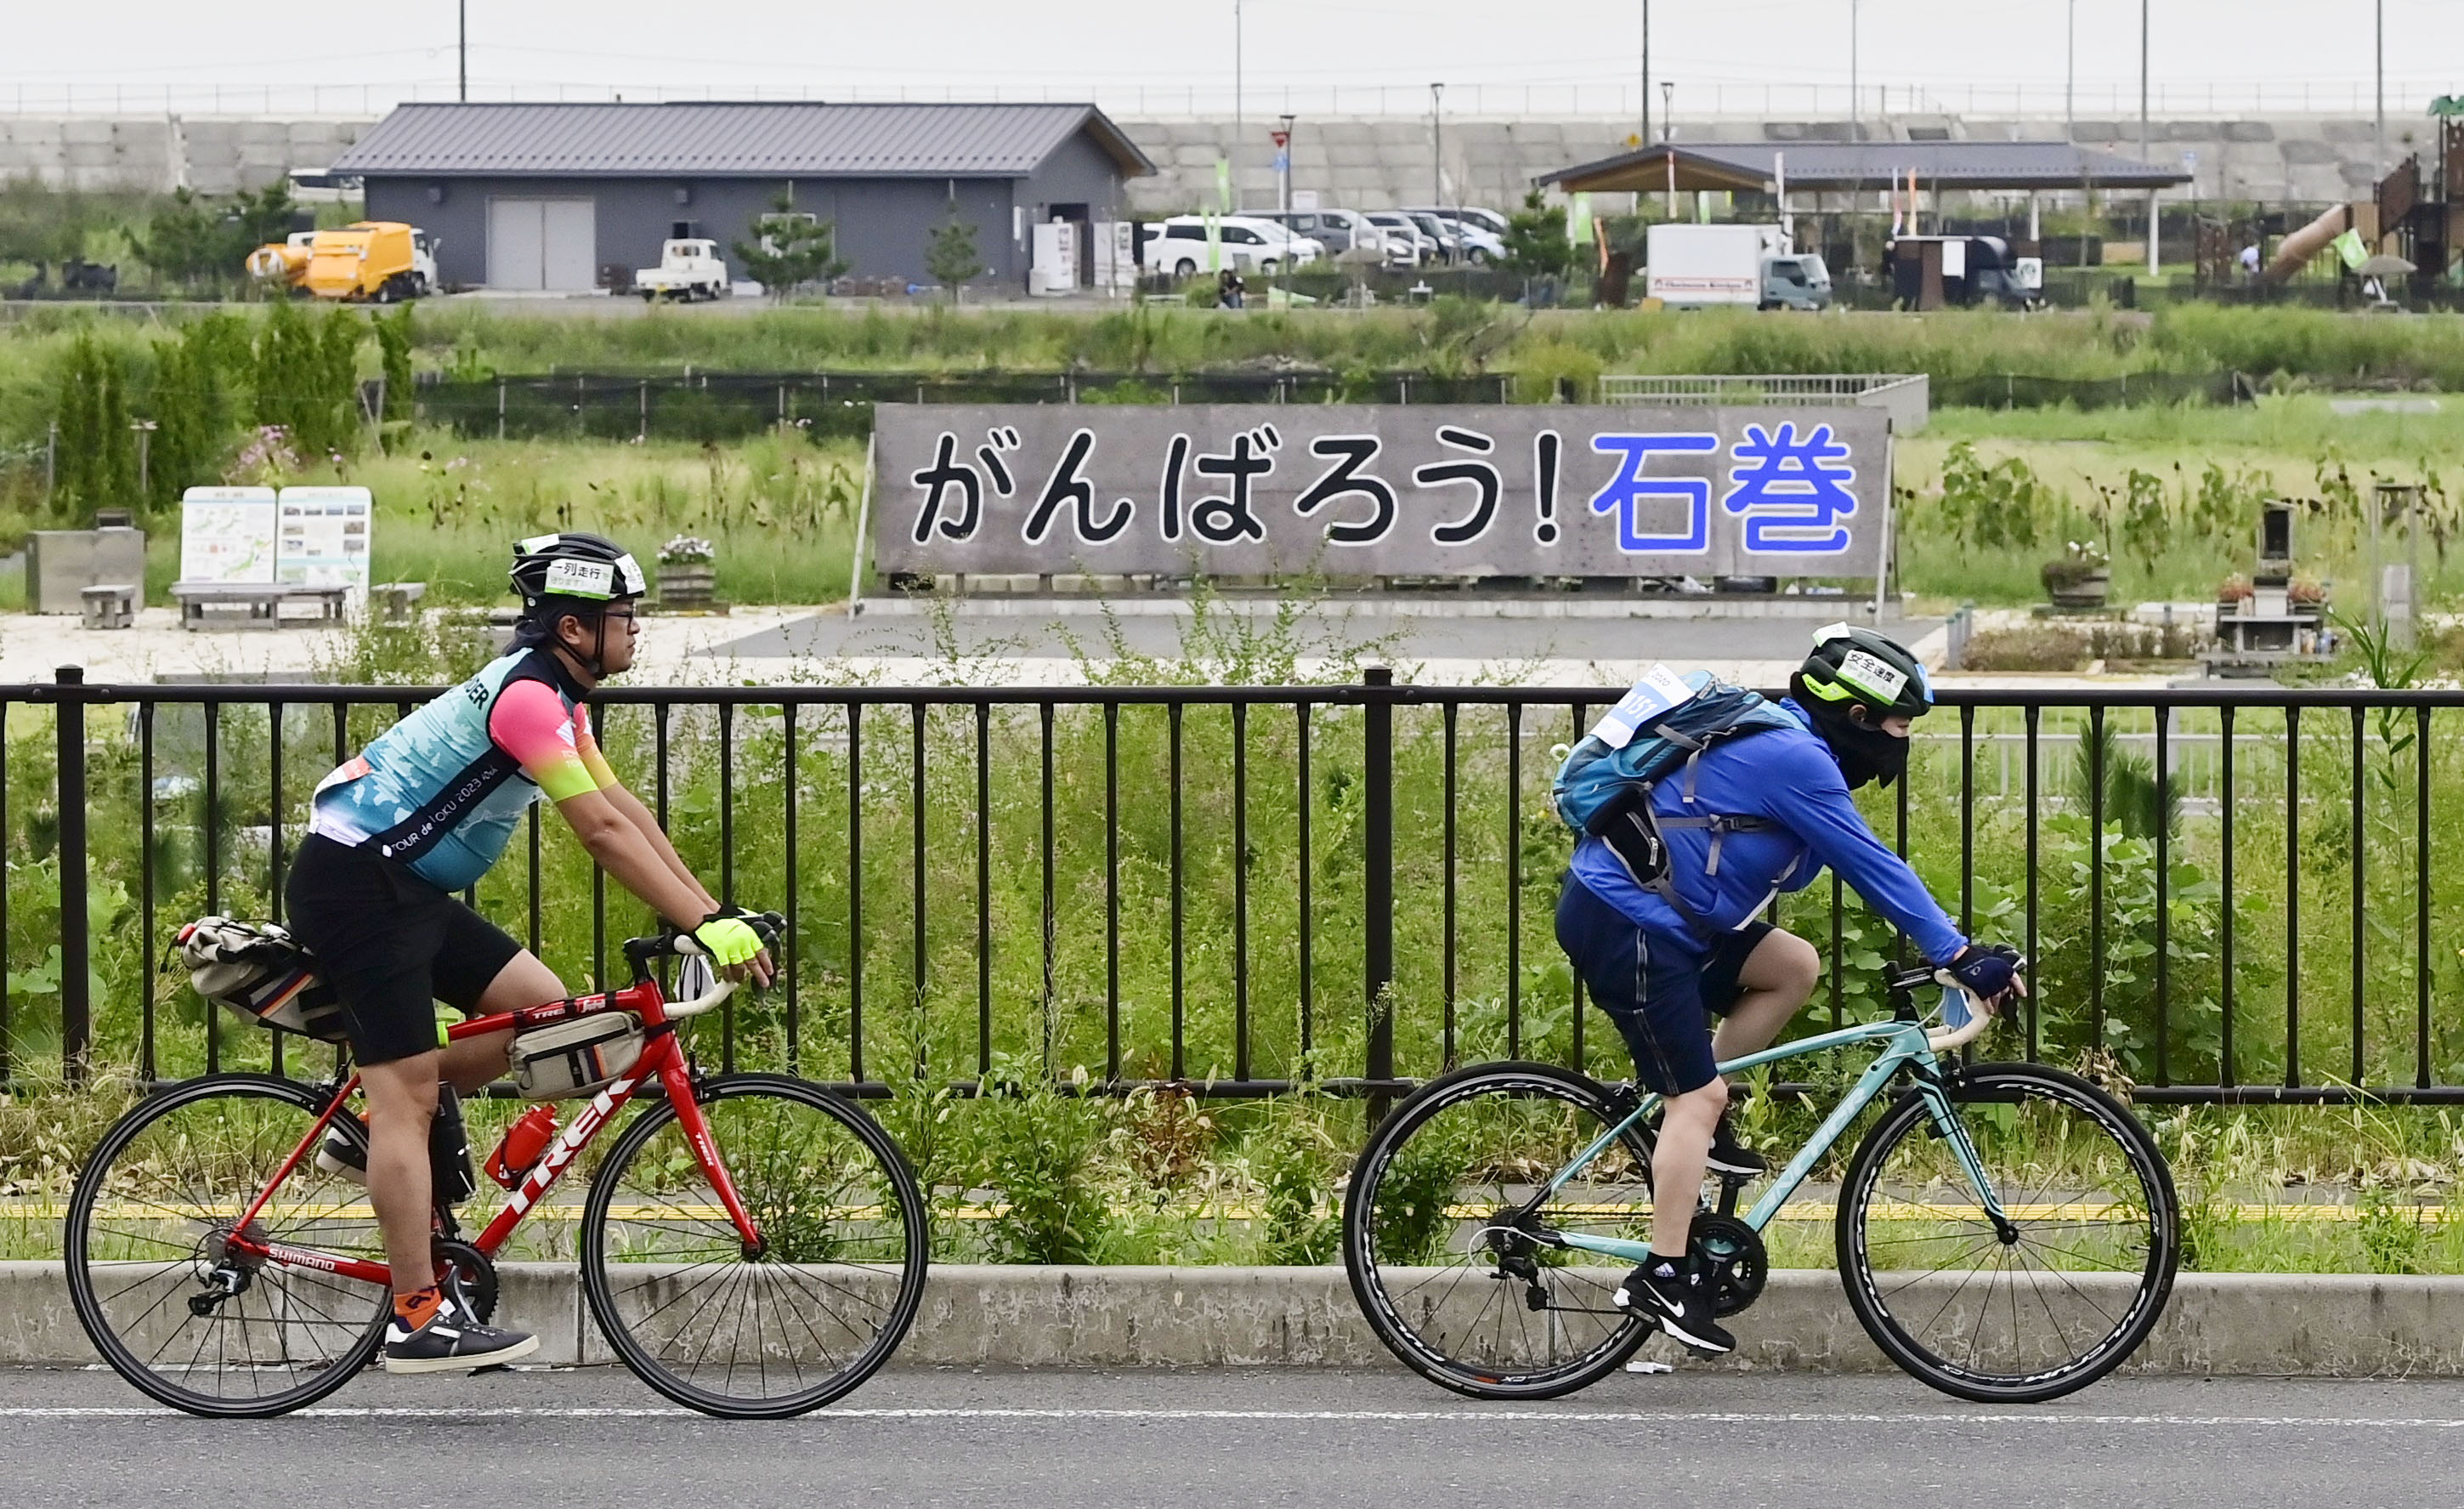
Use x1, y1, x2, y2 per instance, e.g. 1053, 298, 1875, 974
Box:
282, 833, 526, 1065
1555, 872, 1773, 1097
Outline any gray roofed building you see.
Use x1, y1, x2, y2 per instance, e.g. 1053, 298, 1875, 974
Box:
1538, 139, 2194, 194
329, 101, 1154, 179
334, 101, 1153, 294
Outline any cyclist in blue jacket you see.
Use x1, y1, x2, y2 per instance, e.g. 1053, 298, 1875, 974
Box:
1555, 625, 2024, 1357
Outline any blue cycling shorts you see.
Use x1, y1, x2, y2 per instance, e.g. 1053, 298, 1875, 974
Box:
1555, 873, 1772, 1097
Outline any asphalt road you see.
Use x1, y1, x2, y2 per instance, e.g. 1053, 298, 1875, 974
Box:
6, 1365, 2460, 1508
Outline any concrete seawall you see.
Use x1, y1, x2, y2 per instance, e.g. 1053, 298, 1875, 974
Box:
10, 1262, 2464, 1376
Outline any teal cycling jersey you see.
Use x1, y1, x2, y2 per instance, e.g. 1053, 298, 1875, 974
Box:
309, 649, 603, 892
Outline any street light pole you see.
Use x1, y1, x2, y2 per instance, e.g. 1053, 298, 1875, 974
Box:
1277, 111, 1295, 217
1849, 0, 1859, 139
458, 0, 467, 103
1430, 83, 1444, 208
1233, 0, 1243, 213
1661, 81, 1676, 215
2142, 0, 2156, 275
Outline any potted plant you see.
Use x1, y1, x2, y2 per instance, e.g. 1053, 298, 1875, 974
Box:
2287, 575, 2326, 620
2217, 572, 2254, 615
2041, 540, 2112, 611
656, 534, 719, 611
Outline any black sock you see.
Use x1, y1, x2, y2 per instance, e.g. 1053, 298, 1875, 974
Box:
1643, 1251, 1686, 1280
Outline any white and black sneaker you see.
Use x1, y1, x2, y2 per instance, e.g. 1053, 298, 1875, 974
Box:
1706, 1114, 1768, 1177
314, 1130, 368, 1186
382, 1293, 539, 1374
1613, 1255, 1736, 1356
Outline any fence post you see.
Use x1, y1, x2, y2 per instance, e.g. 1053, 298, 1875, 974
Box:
1363, 667, 1395, 1120
54, 667, 89, 1084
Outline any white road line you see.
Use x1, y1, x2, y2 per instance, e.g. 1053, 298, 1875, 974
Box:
1, 1406, 2460, 1427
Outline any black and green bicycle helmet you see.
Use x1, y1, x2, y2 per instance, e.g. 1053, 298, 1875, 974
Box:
1791, 623, 1933, 789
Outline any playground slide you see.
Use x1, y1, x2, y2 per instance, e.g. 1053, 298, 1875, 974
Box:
2263, 202, 2351, 285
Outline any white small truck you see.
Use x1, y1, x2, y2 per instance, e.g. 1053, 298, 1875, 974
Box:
633, 239, 731, 301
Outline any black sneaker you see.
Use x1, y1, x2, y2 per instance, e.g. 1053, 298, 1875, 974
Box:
381, 1293, 539, 1374
1643, 1107, 1768, 1177
1613, 1256, 1736, 1356
315, 1130, 368, 1186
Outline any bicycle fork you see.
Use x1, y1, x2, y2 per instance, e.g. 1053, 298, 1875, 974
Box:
1911, 1074, 2018, 1242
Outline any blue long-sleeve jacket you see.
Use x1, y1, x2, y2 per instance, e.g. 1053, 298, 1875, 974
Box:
1569, 697, 1966, 964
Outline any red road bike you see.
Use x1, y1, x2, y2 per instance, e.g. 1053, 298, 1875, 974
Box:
65, 920, 928, 1419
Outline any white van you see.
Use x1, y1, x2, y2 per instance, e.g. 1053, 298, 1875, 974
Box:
1140, 216, 1325, 276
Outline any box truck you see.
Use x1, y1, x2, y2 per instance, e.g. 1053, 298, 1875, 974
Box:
1645, 224, 1832, 310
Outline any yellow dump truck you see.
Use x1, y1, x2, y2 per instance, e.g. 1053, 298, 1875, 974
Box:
248, 222, 438, 302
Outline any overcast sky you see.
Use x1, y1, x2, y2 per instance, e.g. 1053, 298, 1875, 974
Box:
8, 1, 2457, 116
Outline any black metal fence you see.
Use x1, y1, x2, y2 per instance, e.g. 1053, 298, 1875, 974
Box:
8, 669, 2464, 1106
410, 370, 1521, 444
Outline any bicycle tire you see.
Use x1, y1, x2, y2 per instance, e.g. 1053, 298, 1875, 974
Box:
65, 1075, 388, 1417
580, 1074, 928, 1418
1343, 1061, 1658, 1400
1835, 1062, 2179, 1404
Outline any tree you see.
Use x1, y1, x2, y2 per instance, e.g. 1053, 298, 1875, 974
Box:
923, 213, 985, 299
251, 299, 365, 459
372, 305, 416, 447
729, 193, 847, 301
53, 332, 138, 519
1501, 189, 1575, 278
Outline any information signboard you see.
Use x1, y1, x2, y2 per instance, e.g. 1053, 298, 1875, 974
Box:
872, 405, 1891, 581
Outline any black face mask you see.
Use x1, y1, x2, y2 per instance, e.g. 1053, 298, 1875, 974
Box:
1808, 706, 1910, 790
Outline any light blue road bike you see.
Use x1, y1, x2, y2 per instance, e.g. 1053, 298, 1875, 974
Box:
1343, 965, 2179, 1404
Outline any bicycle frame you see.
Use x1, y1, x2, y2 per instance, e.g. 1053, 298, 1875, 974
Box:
214, 975, 762, 1290
1538, 1008, 2008, 1268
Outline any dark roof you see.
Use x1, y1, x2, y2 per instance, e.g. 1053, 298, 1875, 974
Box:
328, 101, 1153, 179
1538, 140, 2192, 194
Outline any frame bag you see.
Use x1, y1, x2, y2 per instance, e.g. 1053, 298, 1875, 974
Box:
177, 916, 349, 1043
511, 1013, 646, 1099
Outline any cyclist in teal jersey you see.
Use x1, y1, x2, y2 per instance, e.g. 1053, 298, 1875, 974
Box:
285, 534, 774, 1374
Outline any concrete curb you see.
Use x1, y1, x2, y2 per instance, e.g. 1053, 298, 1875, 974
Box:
11, 1262, 2464, 1376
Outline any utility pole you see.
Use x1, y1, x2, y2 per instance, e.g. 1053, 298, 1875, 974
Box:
2376, 0, 2386, 181
1233, 0, 1243, 213
1430, 82, 1444, 208
458, 0, 467, 103
1640, 0, 1650, 146
2142, 0, 2156, 275
2065, 0, 2075, 140
1849, 0, 1860, 139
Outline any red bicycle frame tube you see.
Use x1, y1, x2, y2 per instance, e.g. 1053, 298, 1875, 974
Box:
219, 976, 765, 1288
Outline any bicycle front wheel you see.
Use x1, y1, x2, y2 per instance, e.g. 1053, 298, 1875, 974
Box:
65, 1075, 388, 1417
581, 1074, 928, 1418
1837, 1063, 2179, 1404
1343, 1062, 1657, 1400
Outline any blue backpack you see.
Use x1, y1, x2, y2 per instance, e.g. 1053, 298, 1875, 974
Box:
1551, 670, 1798, 937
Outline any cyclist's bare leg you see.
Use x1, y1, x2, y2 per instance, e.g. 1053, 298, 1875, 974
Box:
361, 1051, 442, 1299
1650, 1078, 1725, 1258
1713, 928, 1821, 1062
1646, 932, 1816, 1257
434, 950, 567, 1093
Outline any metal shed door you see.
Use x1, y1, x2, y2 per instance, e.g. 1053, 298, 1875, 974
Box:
488, 197, 596, 290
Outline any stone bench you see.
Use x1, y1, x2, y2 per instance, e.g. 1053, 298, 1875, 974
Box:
371, 581, 428, 625
169, 581, 350, 632
79, 582, 138, 630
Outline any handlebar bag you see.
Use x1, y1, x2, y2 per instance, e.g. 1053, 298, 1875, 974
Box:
511, 1013, 645, 1099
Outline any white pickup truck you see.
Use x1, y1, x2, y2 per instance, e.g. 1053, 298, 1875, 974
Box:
633, 238, 731, 301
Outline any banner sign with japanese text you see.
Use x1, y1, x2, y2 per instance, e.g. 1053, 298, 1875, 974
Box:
872, 406, 1890, 578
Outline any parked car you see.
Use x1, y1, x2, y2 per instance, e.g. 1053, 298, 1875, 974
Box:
1408, 205, 1510, 240
1362, 212, 1438, 267
1402, 210, 1502, 265
1140, 215, 1324, 277
1257, 209, 1404, 265
633, 238, 731, 301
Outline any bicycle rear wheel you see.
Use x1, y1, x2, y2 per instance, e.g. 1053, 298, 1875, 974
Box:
581, 1074, 928, 1418
1342, 1062, 1657, 1400
65, 1075, 387, 1417
1836, 1063, 2178, 1403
